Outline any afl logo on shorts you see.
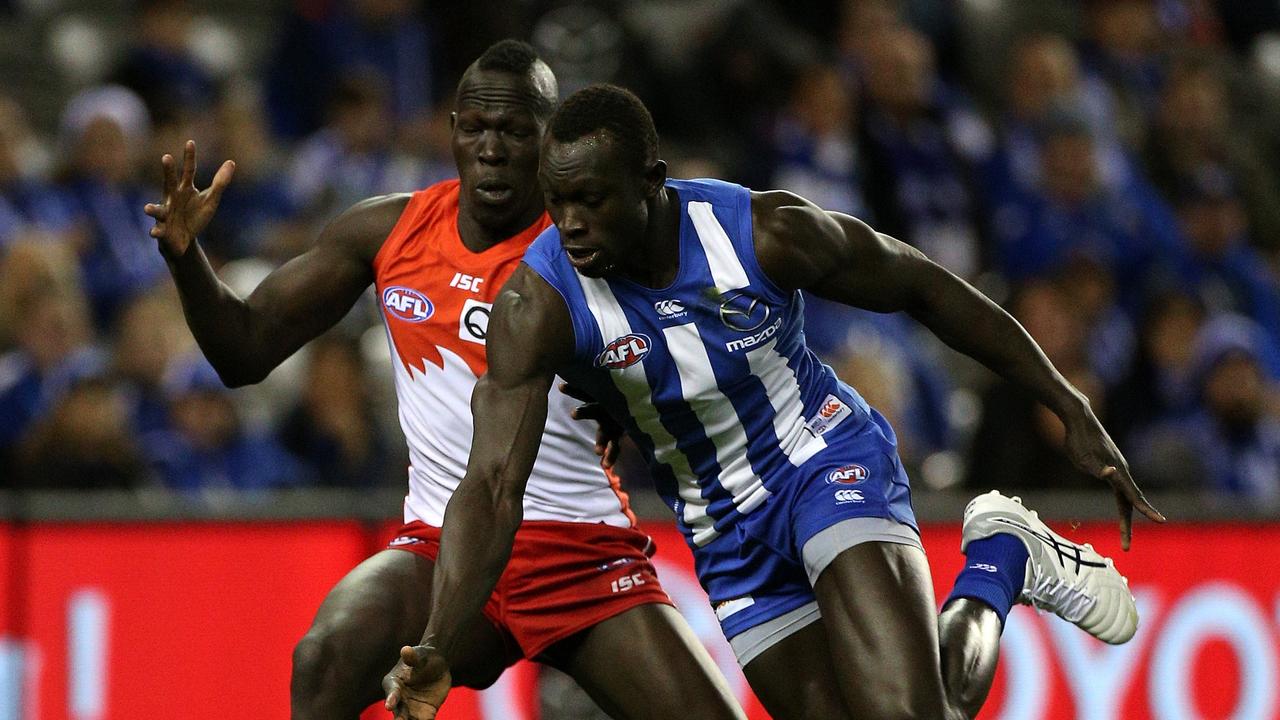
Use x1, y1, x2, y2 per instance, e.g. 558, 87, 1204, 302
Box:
382, 286, 434, 323
827, 464, 869, 484
596, 334, 651, 369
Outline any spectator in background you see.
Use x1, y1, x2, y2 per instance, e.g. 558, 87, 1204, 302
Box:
989, 109, 1184, 309
0, 97, 77, 248
1108, 289, 1206, 445
266, 0, 435, 140
770, 62, 871, 219
1145, 59, 1280, 256
277, 334, 386, 487
200, 83, 299, 262
57, 85, 167, 328
1172, 167, 1280, 359
285, 73, 426, 221
1079, 0, 1170, 150
145, 355, 302, 493
988, 34, 1131, 204
1055, 256, 1137, 390
0, 243, 95, 479
857, 27, 990, 279
110, 0, 216, 127
966, 281, 1106, 490
15, 353, 147, 490
112, 288, 193, 436
1132, 315, 1280, 498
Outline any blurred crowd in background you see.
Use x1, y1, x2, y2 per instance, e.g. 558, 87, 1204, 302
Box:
2, 0, 1280, 504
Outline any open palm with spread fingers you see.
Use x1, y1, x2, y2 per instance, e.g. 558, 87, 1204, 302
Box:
144, 140, 236, 258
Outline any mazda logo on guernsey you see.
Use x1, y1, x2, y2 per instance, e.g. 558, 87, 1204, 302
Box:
382, 286, 434, 323
596, 334, 652, 369
718, 291, 770, 331
827, 464, 869, 484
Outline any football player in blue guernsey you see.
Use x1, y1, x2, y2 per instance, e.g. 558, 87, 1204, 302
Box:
381, 85, 1166, 720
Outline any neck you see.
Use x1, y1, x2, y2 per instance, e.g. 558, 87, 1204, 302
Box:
456, 195, 543, 253
620, 186, 681, 288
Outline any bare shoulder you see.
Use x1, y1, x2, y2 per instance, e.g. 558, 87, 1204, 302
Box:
319, 193, 414, 263
749, 190, 848, 291
486, 264, 575, 378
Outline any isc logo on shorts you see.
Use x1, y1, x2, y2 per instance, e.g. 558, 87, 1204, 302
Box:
383, 286, 434, 323
596, 334, 651, 369
827, 464, 869, 484
834, 489, 865, 504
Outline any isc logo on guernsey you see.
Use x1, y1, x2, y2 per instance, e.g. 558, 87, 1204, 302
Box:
382, 286, 434, 322
597, 334, 651, 369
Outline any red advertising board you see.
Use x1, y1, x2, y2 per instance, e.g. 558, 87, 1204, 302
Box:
0, 519, 1273, 719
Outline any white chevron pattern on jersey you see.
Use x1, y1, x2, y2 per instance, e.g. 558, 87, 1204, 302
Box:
576, 273, 720, 545
382, 327, 628, 529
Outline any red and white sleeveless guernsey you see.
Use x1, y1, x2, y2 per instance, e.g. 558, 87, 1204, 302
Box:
373, 180, 636, 528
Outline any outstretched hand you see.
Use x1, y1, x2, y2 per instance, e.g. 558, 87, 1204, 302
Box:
382, 644, 452, 720
560, 381, 623, 468
143, 140, 235, 259
1062, 405, 1165, 550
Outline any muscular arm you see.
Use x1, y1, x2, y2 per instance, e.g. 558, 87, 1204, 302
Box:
147, 140, 401, 386
752, 190, 1163, 544
164, 195, 401, 386
422, 263, 575, 662
756, 194, 1082, 417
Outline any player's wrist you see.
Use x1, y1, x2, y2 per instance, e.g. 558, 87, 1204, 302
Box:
161, 233, 199, 265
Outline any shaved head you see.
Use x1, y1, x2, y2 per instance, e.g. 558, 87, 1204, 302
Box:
458, 39, 558, 118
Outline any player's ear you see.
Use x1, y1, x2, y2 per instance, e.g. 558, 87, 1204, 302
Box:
643, 160, 667, 198
449, 112, 458, 130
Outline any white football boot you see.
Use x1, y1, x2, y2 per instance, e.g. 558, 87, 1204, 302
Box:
961, 491, 1139, 644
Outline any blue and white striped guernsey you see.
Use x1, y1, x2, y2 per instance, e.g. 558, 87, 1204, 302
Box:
524, 178, 875, 547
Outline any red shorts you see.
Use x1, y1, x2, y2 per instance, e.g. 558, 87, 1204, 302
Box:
387, 520, 673, 659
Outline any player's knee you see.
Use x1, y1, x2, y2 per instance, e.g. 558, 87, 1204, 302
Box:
291, 623, 351, 694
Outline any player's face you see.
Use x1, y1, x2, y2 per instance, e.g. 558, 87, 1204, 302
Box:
540, 135, 654, 279
452, 70, 548, 232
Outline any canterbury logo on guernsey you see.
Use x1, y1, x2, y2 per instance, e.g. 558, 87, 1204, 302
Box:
806, 394, 852, 436
653, 299, 686, 319
834, 489, 865, 504
597, 334, 651, 369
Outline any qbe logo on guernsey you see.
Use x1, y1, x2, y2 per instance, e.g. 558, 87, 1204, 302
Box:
458, 299, 492, 345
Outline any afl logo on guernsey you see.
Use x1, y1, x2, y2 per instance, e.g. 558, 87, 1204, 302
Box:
596, 334, 651, 369
827, 464, 869, 484
382, 286, 434, 323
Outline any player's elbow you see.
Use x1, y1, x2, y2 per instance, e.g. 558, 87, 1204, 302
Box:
212, 362, 268, 388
